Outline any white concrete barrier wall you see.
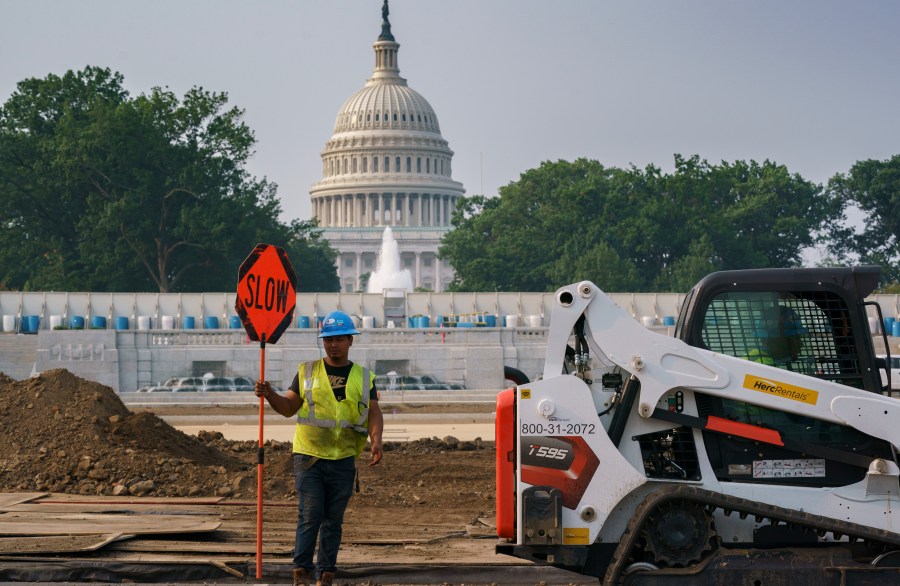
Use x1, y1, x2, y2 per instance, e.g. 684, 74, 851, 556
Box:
5, 290, 900, 332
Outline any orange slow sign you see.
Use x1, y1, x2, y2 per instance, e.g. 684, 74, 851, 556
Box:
235, 244, 297, 345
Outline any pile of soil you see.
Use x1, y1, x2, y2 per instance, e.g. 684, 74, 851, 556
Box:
0, 370, 495, 511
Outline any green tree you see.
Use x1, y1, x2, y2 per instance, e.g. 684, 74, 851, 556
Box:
0, 67, 127, 290
441, 156, 833, 292
441, 160, 642, 291
283, 219, 340, 293
0, 67, 339, 292
357, 272, 371, 293
824, 155, 900, 284
647, 156, 831, 288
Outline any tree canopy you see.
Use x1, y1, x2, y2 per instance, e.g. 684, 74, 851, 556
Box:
824, 155, 900, 285
0, 66, 338, 293
440, 156, 837, 292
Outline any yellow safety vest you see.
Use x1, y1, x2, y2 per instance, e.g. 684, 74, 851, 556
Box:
293, 360, 374, 460
745, 349, 776, 366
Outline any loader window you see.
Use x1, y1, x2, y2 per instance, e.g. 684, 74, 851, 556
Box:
700, 291, 864, 389
695, 290, 890, 488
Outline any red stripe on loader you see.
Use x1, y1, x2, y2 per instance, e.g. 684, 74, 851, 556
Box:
706, 415, 784, 446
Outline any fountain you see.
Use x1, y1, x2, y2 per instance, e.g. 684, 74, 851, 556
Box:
367, 227, 413, 293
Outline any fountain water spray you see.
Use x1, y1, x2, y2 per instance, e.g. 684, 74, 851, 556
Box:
367, 227, 413, 293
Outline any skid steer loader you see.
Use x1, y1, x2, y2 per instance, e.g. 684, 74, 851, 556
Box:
495, 266, 900, 584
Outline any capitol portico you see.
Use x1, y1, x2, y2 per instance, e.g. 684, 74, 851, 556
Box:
310, 1, 464, 293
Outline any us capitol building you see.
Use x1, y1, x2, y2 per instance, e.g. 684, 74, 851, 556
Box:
309, 2, 465, 293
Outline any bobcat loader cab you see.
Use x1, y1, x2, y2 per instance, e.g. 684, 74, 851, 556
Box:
495, 266, 900, 584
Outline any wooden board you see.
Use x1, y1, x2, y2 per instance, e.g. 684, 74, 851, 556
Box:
0, 493, 46, 509
37, 493, 225, 505
0, 533, 128, 554
4, 502, 225, 515
107, 539, 292, 555
0, 513, 220, 536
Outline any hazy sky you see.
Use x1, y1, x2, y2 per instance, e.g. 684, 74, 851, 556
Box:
2, 1, 899, 226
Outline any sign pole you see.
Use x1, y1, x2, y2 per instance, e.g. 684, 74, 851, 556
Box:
256, 333, 266, 579
235, 242, 297, 580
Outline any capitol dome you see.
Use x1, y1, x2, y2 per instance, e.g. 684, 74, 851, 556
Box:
310, 2, 464, 293
333, 79, 442, 136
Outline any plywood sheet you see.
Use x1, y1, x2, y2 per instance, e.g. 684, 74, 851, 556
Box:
0, 493, 46, 509
107, 539, 292, 555
4, 502, 223, 515
0, 533, 128, 554
37, 493, 224, 505
0, 513, 220, 536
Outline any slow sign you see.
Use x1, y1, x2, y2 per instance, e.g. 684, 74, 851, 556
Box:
235, 243, 297, 345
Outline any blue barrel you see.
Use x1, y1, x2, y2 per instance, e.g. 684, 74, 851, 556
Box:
91, 316, 107, 329
298, 316, 310, 328
69, 316, 85, 329
414, 316, 430, 328
204, 316, 219, 329
885, 317, 896, 336
183, 316, 196, 329
229, 315, 242, 329
483, 315, 497, 327
115, 316, 129, 330
663, 316, 676, 326
20, 315, 37, 333
893, 321, 900, 338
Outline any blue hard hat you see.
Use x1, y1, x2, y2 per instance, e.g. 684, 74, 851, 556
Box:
754, 306, 807, 338
318, 310, 360, 338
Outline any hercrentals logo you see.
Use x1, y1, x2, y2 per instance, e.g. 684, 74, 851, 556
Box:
743, 374, 819, 405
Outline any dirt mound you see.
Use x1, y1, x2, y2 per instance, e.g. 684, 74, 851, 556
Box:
0, 369, 253, 498
0, 369, 496, 509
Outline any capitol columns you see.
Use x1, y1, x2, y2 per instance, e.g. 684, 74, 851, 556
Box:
434, 256, 442, 292
415, 252, 422, 289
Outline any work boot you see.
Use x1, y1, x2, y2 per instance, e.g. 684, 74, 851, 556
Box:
292, 567, 310, 586
316, 571, 335, 586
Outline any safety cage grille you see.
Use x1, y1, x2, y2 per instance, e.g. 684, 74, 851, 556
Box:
700, 290, 864, 389
636, 426, 701, 480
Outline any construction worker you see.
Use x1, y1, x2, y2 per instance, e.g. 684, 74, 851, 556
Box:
256, 310, 383, 586
728, 305, 808, 424
746, 305, 808, 370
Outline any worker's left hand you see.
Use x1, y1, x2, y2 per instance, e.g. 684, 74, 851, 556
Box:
369, 440, 383, 466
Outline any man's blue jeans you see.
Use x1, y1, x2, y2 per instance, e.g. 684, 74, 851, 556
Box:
292, 453, 356, 574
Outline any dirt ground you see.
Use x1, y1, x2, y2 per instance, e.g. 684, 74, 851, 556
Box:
0, 368, 496, 535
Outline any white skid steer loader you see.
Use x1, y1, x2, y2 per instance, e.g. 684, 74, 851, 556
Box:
496, 266, 900, 584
